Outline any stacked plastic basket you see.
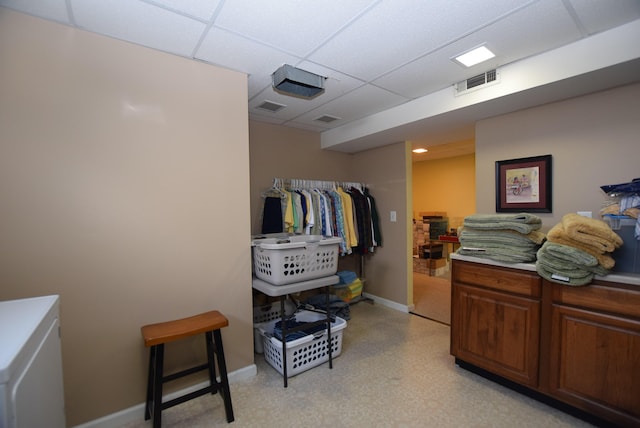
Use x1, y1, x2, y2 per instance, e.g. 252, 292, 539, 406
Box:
252, 235, 348, 377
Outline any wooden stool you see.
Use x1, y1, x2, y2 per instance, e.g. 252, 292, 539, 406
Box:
141, 310, 234, 427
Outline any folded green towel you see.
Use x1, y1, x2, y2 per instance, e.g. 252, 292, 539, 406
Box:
537, 243, 610, 277
460, 228, 545, 249
536, 251, 604, 277
463, 213, 542, 234
536, 262, 594, 286
464, 213, 542, 224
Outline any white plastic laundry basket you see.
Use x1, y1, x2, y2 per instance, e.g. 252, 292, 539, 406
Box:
252, 300, 296, 354
252, 235, 341, 285
256, 310, 347, 377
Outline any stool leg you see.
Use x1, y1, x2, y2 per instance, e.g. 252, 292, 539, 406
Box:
213, 329, 234, 423
205, 331, 218, 395
144, 346, 156, 420
152, 343, 164, 428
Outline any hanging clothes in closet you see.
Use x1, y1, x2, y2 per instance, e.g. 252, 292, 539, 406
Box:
260, 179, 288, 234
260, 178, 382, 256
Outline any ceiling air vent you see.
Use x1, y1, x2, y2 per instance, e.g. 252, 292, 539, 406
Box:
256, 100, 286, 112
314, 115, 341, 123
455, 69, 499, 95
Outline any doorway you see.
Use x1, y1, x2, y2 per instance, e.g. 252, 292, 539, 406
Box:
412, 261, 452, 324
409, 142, 476, 325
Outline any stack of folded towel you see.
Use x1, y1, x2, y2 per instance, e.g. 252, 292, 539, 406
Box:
537, 213, 623, 285
457, 213, 545, 263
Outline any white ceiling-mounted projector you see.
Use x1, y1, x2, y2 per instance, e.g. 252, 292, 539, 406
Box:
272, 64, 325, 99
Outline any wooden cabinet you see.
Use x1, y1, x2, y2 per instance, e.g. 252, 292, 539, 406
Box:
451, 262, 541, 387
548, 281, 640, 427
451, 259, 640, 428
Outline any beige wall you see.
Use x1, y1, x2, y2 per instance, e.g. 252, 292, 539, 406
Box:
0, 10, 253, 426
352, 142, 410, 305
412, 153, 476, 230
248, 121, 355, 234
475, 83, 640, 230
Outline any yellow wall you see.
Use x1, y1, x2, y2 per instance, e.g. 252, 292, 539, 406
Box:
412, 153, 476, 230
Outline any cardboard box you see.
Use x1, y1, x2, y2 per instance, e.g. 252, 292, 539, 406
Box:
426, 258, 448, 269
413, 257, 449, 274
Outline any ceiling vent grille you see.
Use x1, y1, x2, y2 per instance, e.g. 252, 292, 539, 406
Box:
256, 100, 286, 112
455, 69, 499, 95
314, 115, 341, 123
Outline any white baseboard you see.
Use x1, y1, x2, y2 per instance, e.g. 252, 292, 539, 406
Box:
73, 364, 257, 428
361, 292, 410, 313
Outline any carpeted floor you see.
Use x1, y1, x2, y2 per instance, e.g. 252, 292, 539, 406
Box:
412, 269, 451, 324
121, 303, 594, 428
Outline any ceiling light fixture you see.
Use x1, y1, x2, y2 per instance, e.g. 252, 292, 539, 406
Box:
412, 148, 428, 154
453, 45, 495, 68
272, 64, 326, 99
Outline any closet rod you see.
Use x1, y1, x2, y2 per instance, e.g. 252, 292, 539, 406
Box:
273, 177, 366, 190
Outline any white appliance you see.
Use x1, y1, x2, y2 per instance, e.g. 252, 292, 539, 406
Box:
0, 295, 66, 428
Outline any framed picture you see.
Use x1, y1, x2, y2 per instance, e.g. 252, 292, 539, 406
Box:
495, 154, 552, 213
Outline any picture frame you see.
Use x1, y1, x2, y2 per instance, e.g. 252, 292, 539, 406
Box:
495, 154, 552, 213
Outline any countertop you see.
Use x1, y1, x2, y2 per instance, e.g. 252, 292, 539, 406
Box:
450, 253, 640, 286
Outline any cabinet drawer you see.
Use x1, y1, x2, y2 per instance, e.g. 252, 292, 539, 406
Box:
453, 260, 541, 297
551, 282, 640, 319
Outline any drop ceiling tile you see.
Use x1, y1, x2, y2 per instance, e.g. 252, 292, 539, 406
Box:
70, 0, 206, 57
375, 0, 582, 99
247, 74, 274, 100
213, 0, 378, 57
196, 26, 300, 98
293, 84, 409, 126
285, 119, 341, 132
0, 0, 70, 24
373, 57, 460, 100
307, 0, 535, 81
248, 111, 287, 126
248, 88, 326, 121
288, 61, 366, 100
146, 0, 222, 21
568, 0, 640, 35
281, 120, 328, 133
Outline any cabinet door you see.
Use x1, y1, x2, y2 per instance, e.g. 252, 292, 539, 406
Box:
451, 283, 540, 387
549, 304, 640, 427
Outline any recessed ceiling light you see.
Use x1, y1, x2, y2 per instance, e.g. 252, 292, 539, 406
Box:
412, 148, 428, 154
453, 45, 495, 68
